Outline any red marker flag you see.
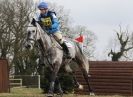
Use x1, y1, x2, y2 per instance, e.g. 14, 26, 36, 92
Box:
75, 35, 84, 43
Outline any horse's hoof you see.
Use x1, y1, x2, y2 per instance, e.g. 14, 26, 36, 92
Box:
47, 93, 54, 97
57, 92, 63, 97
90, 92, 95, 96
88, 74, 91, 77
79, 84, 84, 90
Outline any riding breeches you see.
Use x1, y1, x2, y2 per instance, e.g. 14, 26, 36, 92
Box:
53, 31, 64, 44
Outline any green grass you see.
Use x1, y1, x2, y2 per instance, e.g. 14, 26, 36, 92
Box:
0, 87, 44, 97
0, 87, 130, 97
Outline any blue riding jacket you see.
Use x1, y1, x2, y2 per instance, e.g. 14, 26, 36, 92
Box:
38, 11, 60, 34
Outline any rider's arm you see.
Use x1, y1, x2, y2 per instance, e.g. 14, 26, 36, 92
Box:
51, 13, 59, 29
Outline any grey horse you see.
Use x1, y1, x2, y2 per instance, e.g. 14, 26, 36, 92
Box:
25, 18, 94, 97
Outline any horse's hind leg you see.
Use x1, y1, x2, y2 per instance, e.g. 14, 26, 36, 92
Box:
80, 65, 94, 95
75, 56, 94, 95
72, 72, 83, 89
65, 64, 83, 90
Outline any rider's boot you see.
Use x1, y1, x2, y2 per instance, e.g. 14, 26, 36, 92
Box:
61, 42, 71, 59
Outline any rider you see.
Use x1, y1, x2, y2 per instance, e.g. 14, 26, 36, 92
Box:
37, 2, 71, 58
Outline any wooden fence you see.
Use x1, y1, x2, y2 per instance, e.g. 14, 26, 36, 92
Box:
75, 61, 133, 96
0, 59, 9, 93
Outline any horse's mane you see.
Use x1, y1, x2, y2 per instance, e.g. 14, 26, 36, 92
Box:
35, 22, 62, 49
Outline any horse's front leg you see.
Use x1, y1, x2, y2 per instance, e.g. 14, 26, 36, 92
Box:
47, 63, 61, 97
56, 76, 63, 97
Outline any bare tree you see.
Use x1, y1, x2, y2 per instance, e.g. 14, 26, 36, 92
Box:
0, 0, 37, 75
108, 25, 133, 61
11, 0, 35, 75
0, 0, 14, 58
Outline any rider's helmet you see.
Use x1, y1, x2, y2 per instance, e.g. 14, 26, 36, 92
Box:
38, 2, 48, 9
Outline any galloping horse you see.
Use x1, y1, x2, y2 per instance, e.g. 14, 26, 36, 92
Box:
25, 18, 94, 97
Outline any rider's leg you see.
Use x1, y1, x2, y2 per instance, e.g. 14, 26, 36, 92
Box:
53, 32, 70, 57
60, 42, 70, 55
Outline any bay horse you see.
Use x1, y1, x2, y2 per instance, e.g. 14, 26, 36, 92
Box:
25, 18, 94, 97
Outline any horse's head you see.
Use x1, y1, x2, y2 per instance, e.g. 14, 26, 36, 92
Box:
25, 18, 51, 50
25, 18, 38, 49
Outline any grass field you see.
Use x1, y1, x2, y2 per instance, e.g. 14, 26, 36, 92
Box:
0, 87, 130, 97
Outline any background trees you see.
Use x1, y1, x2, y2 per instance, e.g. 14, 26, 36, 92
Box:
0, 0, 36, 75
108, 25, 133, 61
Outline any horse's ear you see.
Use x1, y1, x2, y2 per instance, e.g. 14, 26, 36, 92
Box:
31, 18, 37, 27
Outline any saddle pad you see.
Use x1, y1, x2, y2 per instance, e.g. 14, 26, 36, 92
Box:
64, 41, 73, 48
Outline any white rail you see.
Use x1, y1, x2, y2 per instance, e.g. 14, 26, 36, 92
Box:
10, 78, 22, 87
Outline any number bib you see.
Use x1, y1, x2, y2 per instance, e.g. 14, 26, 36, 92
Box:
41, 17, 52, 27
